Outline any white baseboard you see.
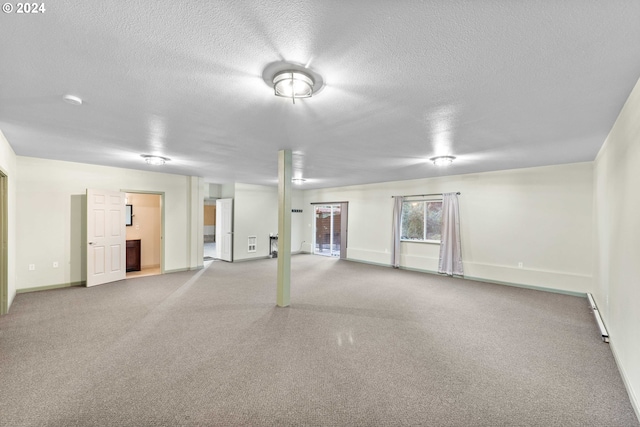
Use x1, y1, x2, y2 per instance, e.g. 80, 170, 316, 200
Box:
16, 281, 85, 293
341, 248, 591, 295
343, 257, 587, 298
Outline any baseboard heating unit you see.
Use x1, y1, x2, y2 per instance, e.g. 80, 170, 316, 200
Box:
587, 293, 609, 343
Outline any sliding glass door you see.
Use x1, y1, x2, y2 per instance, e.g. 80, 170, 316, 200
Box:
314, 204, 341, 257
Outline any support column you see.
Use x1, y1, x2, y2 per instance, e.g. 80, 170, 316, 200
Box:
188, 176, 205, 270
277, 149, 292, 307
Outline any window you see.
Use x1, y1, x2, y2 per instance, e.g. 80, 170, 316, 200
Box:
400, 200, 442, 242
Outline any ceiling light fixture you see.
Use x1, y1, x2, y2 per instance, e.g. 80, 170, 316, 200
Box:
263, 61, 324, 104
62, 94, 83, 105
141, 155, 170, 166
273, 70, 315, 104
430, 155, 456, 166
292, 178, 307, 184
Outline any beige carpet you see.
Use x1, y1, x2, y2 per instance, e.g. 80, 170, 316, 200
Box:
0, 255, 637, 426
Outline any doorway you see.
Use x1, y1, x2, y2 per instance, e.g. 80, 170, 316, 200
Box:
203, 198, 216, 261
313, 203, 348, 258
124, 192, 163, 278
0, 171, 7, 315
215, 198, 233, 262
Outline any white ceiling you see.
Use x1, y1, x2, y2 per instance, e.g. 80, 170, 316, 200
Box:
2, 1, 640, 189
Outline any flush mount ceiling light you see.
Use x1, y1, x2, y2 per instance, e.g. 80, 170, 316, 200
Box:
292, 178, 307, 184
273, 70, 314, 103
430, 156, 456, 166
62, 94, 82, 105
141, 155, 170, 166
262, 61, 325, 105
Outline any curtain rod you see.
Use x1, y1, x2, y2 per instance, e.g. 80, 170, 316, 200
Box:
309, 201, 349, 205
391, 192, 460, 198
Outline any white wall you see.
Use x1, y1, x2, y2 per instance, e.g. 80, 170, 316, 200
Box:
207, 183, 221, 199
0, 130, 17, 309
231, 183, 304, 261
593, 76, 640, 417
303, 162, 594, 294
291, 189, 305, 253
16, 156, 202, 291
221, 183, 235, 199
233, 183, 278, 261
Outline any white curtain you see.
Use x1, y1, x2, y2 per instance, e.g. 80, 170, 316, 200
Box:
391, 196, 404, 268
438, 193, 463, 276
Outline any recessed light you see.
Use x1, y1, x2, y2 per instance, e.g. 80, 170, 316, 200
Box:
62, 94, 83, 105
430, 156, 456, 166
141, 155, 170, 166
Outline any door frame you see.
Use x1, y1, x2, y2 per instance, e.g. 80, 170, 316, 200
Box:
0, 170, 8, 315
311, 202, 348, 260
121, 190, 165, 274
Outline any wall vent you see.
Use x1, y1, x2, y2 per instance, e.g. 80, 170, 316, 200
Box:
292, 209, 303, 213
248, 236, 257, 253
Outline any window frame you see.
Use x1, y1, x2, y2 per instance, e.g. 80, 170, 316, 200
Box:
399, 198, 442, 244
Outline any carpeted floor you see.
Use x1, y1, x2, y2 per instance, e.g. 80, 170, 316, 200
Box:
0, 255, 637, 427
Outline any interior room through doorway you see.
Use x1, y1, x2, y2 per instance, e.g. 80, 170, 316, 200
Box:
125, 192, 163, 279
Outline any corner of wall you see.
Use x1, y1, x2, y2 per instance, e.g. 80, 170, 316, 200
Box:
591, 73, 640, 421
0, 129, 17, 313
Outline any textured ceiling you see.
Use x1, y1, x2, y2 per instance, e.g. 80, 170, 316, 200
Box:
1, 1, 640, 189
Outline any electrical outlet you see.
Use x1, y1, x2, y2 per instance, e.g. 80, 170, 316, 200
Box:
28, 264, 35, 271
53, 262, 59, 268
518, 262, 523, 269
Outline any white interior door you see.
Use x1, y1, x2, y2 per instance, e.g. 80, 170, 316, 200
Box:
87, 189, 126, 287
215, 198, 233, 262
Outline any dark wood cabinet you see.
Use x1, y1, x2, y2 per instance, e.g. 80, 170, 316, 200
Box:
126, 239, 141, 272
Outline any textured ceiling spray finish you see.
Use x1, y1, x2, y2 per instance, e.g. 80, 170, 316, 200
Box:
1, 1, 640, 188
